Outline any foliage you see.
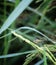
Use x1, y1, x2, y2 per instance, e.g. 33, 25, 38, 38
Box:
0, 0, 56, 65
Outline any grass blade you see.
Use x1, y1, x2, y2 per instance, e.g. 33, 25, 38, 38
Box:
0, 0, 33, 34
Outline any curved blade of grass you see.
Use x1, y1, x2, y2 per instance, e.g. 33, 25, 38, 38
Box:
14, 26, 56, 44
0, 0, 33, 34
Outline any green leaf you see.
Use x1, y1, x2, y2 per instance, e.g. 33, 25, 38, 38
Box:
0, 0, 33, 34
